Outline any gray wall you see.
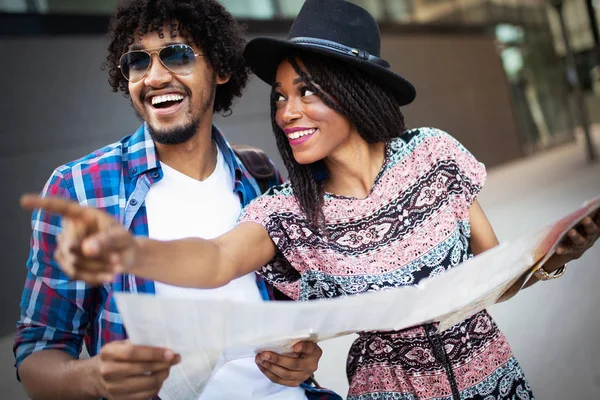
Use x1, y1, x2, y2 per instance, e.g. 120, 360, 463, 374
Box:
0, 30, 519, 338
1, 37, 138, 336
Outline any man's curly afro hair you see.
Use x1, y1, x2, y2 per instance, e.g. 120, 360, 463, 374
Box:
106, 0, 249, 115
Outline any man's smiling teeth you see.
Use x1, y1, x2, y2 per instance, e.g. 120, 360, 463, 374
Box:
288, 128, 317, 140
151, 94, 184, 105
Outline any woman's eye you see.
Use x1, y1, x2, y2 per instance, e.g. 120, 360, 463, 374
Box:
301, 87, 315, 97
273, 94, 285, 102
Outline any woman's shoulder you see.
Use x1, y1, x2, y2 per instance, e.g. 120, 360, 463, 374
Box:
393, 127, 459, 145
240, 180, 301, 225
261, 180, 294, 198
386, 127, 483, 175
246, 181, 299, 213
390, 127, 470, 157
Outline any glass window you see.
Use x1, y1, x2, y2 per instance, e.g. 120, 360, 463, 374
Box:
278, 0, 389, 20
411, 0, 465, 23
279, 0, 304, 18
0, 0, 44, 13
219, 0, 275, 19
43, 0, 116, 15
349, 0, 384, 20
383, 0, 416, 22
549, 0, 595, 55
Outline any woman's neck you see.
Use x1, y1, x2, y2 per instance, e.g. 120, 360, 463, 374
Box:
323, 139, 386, 199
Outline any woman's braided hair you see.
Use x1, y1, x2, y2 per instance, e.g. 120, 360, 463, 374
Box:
270, 51, 406, 228
106, 0, 248, 115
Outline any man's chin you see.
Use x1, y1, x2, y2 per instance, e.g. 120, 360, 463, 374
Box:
148, 121, 199, 145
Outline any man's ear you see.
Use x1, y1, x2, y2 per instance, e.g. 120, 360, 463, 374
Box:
216, 72, 230, 85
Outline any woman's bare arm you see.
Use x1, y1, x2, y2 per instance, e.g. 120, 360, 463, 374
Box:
468, 200, 499, 256
20, 195, 277, 288
132, 222, 277, 288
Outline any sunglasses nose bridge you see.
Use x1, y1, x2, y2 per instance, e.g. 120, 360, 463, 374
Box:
145, 50, 161, 72
143, 50, 173, 83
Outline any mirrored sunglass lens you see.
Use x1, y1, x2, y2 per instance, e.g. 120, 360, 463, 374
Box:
121, 52, 150, 81
160, 45, 196, 75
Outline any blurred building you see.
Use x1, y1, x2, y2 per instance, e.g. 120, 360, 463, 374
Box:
1, 0, 600, 338
3, 0, 598, 154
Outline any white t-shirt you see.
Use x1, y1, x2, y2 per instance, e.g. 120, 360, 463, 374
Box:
144, 145, 307, 400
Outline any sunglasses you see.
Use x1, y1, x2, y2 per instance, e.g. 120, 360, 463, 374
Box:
118, 44, 204, 83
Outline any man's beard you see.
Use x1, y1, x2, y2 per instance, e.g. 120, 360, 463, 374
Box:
132, 78, 217, 145
148, 119, 199, 145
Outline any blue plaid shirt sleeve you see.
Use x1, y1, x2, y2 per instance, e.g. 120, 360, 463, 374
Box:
14, 168, 98, 374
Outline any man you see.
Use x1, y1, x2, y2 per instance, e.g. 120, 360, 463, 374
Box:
14, 1, 339, 399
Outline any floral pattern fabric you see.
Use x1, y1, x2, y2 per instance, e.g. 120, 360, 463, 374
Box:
239, 127, 534, 399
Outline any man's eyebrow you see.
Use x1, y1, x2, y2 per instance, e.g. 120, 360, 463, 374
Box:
128, 43, 144, 51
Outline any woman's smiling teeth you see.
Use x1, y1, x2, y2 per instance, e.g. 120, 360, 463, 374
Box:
151, 94, 184, 108
288, 128, 317, 140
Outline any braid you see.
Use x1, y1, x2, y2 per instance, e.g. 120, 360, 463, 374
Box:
270, 91, 326, 228
270, 51, 407, 229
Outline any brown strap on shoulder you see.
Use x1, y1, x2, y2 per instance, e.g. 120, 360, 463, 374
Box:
231, 144, 276, 193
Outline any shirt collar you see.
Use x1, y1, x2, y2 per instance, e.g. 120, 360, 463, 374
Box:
124, 123, 160, 178
125, 123, 243, 183
212, 124, 244, 182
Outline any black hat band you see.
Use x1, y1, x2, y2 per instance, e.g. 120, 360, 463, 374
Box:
288, 37, 390, 69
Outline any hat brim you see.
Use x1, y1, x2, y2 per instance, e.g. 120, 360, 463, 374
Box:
244, 37, 416, 106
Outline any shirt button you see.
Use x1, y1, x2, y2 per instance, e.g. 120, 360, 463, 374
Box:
130, 199, 138, 206
151, 171, 159, 178
131, 168, 137, 175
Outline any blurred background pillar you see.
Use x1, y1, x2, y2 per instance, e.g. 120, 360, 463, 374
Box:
549, 0, 598, 162
585, 0, 600, 63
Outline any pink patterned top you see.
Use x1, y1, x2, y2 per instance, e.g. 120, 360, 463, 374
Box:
239, 128, 534, 400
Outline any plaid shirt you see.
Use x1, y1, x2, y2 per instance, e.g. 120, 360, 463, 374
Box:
15, 123, 340, 400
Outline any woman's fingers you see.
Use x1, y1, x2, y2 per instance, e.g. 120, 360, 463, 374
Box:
22, 195, 133, 280
81, 228, 135, 258
581, 217, 599, 238
567, 229, 588, 249
21, 195, 88, 219
556, 216, 600, 259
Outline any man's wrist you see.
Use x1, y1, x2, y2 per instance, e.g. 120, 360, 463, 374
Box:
67, 356, 107, 399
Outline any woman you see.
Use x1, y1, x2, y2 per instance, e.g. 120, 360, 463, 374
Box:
21, 0, 599, 399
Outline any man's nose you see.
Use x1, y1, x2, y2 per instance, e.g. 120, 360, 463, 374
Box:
144, 53, 173, 87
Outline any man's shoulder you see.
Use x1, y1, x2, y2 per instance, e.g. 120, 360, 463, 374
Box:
54, 133, 139, 178
44, 134, 142, 205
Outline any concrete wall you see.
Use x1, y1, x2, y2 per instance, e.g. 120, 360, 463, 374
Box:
385, 34, 523, 167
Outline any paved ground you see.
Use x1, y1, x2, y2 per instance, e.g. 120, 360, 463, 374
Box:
2, 133, 599, 399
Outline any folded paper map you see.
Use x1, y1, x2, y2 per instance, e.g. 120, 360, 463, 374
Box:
114, 194, 600, 400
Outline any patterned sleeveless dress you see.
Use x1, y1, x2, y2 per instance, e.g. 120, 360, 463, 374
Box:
239, 128, 534, 400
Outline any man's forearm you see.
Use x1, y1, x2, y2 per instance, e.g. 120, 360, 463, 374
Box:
19, 350, 104, 400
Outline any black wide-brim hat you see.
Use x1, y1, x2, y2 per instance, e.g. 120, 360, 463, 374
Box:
244, 0, 416, 106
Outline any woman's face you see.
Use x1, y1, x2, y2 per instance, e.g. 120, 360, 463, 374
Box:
273, 59, 355, 165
